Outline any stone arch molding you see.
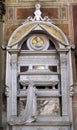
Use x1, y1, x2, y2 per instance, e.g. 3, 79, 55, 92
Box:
7, 4, 69, 49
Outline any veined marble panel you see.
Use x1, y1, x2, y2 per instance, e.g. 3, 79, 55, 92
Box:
37, 98, 60, 116
17, 97, 60, 116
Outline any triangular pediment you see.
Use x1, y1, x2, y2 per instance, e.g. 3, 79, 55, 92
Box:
33, 24, 43, 31
7, 3, 69, 48
8, 22, 69, 48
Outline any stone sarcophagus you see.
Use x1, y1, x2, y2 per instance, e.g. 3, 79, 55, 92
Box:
5, 3, 74, 130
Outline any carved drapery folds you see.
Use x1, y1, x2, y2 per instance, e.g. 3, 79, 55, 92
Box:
10, 81, 37, 125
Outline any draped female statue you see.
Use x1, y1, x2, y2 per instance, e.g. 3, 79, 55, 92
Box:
10, 81, 37, 125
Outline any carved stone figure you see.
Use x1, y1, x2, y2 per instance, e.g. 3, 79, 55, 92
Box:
34, 4, 42, 21
10, 81, 37, 125
34, 37, 43, 48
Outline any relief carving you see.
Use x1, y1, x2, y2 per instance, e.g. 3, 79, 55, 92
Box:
38, 98, 60, 116
5, 86, 9, 97
70, 85, 74, 96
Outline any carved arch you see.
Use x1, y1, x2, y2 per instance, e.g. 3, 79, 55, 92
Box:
7, 22, 69, 49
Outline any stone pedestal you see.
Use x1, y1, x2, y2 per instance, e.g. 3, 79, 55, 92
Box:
9, 122, 71, 130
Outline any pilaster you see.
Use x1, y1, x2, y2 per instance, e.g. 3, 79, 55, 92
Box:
60, 53, 69, 116
11, 54, 18, 115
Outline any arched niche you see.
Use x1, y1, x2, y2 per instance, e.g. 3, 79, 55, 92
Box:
7, 22, 69, 49
5, 4, 74, 130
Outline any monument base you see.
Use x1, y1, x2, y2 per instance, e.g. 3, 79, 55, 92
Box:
9, 121, 71, 130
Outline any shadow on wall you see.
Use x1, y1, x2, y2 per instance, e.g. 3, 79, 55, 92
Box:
2, 94, 7, 130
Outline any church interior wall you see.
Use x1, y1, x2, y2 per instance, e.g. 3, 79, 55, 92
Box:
1, 0, 77, 130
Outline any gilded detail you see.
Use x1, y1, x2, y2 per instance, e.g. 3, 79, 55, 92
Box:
11, 23, 65, 46
32, 37, 44, 44
11, 24, 35, 46
41, 24, 64, 43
